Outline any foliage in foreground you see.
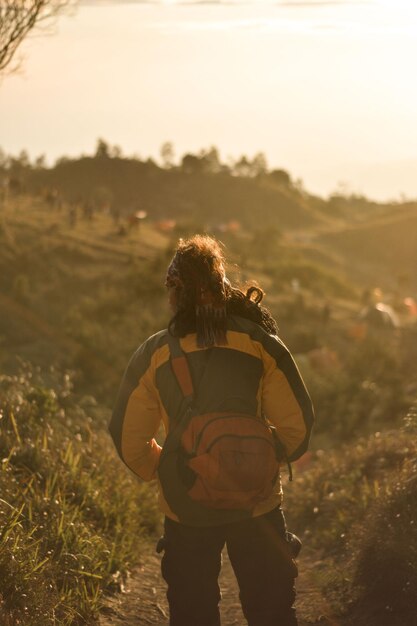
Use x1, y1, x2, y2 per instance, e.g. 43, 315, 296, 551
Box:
286, 403, 417, 625
0, 366, 159, 626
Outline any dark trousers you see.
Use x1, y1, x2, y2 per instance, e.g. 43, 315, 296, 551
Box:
161, 507, 298, 626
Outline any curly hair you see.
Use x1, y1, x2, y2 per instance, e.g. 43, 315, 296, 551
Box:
167, 235, 278, 341
226, 284, 278, 335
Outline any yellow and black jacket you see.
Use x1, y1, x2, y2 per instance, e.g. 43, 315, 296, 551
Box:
109, 314, 314, 522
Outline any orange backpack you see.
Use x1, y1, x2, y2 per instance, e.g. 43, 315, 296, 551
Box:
158, 336, 280, 526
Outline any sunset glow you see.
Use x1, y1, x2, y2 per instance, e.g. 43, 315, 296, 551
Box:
1, 0, 416, 199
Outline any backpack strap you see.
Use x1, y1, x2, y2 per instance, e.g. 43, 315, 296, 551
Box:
167, 334, 194, 401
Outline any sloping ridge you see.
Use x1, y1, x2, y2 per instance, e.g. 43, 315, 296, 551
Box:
318, 208, 417, 289
26, 158, 323, 231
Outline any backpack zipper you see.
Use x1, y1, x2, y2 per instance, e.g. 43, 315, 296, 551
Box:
191, 414, 271, 455
205, 434, 277, 454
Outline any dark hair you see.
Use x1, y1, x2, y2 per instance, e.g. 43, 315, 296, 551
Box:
167, 235, 278, 338
226, 285, 278, 335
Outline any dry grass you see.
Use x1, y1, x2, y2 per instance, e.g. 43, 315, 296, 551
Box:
286, 403, 417, 624
0, 365, 159, 625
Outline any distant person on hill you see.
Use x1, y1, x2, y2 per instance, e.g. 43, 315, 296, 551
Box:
109, 235, 314, 626
68, 204, 77, 228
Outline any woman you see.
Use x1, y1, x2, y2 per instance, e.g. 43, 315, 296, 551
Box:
109, 234, 314, 626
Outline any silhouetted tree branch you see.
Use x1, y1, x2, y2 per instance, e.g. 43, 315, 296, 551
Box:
0, 0, 73, 73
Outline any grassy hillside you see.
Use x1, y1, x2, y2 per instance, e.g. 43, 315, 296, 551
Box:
7, 151, 415, 295
23, 156, 324, 232
0, 200, 170, 401
1, 165, 416, 623
319, 204, 417, 291
0, 198, 333, 389
1, 196, 415, 430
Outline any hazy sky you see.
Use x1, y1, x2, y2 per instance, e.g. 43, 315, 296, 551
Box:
1, 0, 417, 200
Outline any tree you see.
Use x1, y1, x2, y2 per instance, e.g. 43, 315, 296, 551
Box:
232, 152, 269, 178
0, 1, 73, 74
181, 153, 204, 175
109, 144, 123, 159
34, 154, 46, 169
160, 142, 175, 169
269, 169, 291, 187
199, 146, 221, 174
0, 146, 7, 168
17, 149, 30, 168
251, 152, 268, 177
95, 138, 110, 159
233, 155, 252, 178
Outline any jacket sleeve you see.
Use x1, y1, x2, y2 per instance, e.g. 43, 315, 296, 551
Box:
261, 335, 314, 462
108, 340, 162, 481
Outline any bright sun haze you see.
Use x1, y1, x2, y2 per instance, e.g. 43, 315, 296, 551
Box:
0, 0, 416, 200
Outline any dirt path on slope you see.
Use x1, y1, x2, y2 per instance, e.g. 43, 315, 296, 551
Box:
99, 544, 343, 626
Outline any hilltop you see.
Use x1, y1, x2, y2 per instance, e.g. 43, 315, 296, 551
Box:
20, 154, 323, 232
3, 144, 417, 296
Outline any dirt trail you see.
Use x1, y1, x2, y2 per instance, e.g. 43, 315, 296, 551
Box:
99, 544, 343, 626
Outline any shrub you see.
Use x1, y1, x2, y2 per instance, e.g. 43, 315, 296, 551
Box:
349, 410, 417, 625
301, 336, 412, 440
285, 404, 417, 625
